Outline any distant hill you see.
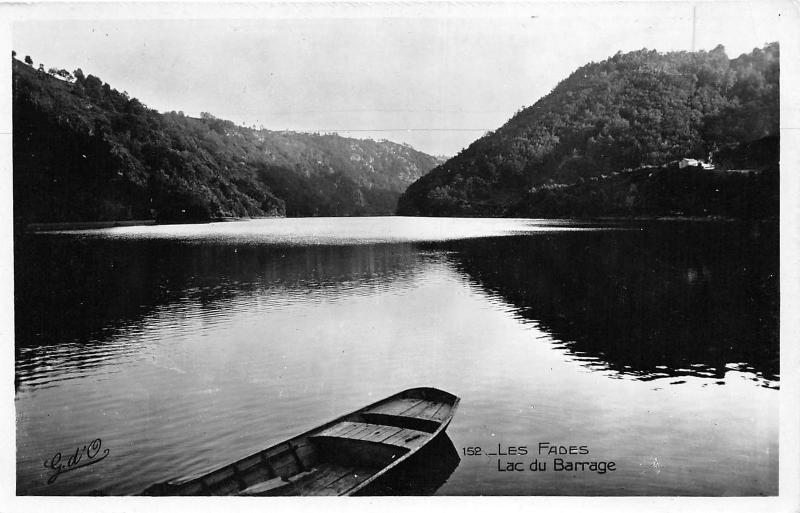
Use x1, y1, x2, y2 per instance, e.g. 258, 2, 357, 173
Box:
397, 43, 779, 217
12, 58, 440, 226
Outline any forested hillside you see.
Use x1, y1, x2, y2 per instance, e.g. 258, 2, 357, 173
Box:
397, 44, 779, 217
508, 136, 778, 219
12, 57, 440, 226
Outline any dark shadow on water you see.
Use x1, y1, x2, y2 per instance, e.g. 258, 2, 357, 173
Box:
356, 433, 461, 496
14, 236, 425, 388
426, 221, 779, 387
15, 237, 422, 348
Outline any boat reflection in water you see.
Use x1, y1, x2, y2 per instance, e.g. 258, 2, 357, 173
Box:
358, 433, 461, 496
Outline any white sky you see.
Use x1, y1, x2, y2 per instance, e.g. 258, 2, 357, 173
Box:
9, 2, 788, 156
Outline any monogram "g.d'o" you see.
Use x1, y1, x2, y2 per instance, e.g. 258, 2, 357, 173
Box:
43, 438, 109, 485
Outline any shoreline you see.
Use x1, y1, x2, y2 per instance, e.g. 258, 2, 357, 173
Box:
23, 214, 775, 233
25, 219, 158, 232
23, 216, 286, 232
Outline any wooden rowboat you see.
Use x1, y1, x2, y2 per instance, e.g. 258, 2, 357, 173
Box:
141, 387, 460, 496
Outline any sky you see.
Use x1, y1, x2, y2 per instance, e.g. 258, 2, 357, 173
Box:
9, 1, 788, 156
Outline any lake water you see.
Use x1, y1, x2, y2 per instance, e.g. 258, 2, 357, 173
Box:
14, 217, 778, 496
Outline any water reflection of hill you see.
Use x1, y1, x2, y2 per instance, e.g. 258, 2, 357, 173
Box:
15, 236, 422, 352
434, 222, 779, 386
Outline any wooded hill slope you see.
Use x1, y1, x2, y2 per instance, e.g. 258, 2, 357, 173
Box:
397, 43, 779, 218
12, 58, 441, 226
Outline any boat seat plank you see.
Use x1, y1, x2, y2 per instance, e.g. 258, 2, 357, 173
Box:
338, 423, 376, 440
397, 402, 451, 422
400, 400, 441, 419
380, 428, 430, 450
315, 421, 365, 438
311, 422, 406, 443
366, 398, 424, 416
413, 401, 446, 420
358, 424, 405, 443
365, 398, 451, 423
342, 423, 405, 443
312, 422, 375, 440
429, 403, 452, 422
310, 421, 430, 451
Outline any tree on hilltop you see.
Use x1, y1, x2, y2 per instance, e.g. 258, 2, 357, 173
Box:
56, 69, 75, 82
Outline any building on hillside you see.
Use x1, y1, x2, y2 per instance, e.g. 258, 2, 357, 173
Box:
678, 158, 715, 170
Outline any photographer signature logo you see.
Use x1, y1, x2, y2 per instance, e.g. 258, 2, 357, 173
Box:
43, 438, 109, 485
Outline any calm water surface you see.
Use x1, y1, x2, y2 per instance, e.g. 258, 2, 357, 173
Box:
15, 217, 778, 495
